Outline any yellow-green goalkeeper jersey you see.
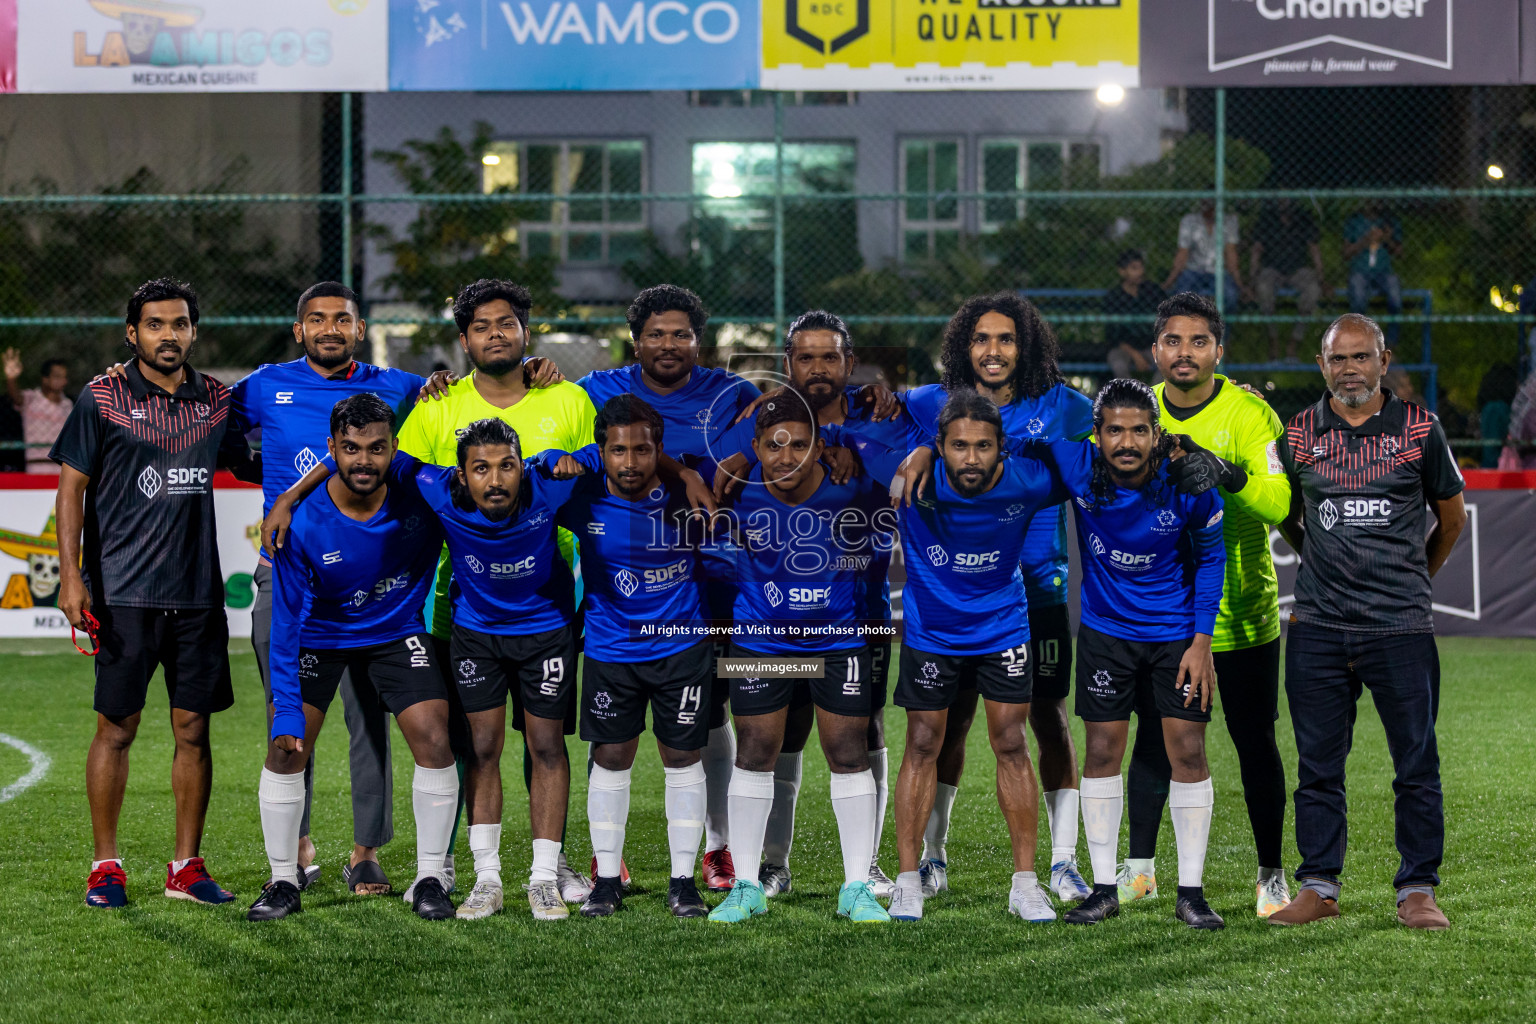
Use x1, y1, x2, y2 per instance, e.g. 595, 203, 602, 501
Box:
397, 374, 597, 640
1155, 376, 1291, 652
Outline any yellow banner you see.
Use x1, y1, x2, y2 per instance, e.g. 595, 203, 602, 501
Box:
761, 0, 1137, 89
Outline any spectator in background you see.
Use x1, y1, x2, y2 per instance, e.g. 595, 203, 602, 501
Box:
1101, 249, 1166, 380
1476, 364, 1517, 469
1506, 366, 1536, 469
1343, 202, 1404, 347
1382, 367, 1419, 407
1164, 200, 1246, 310
1251, 198, 1326, 363
3, 348, 73, 475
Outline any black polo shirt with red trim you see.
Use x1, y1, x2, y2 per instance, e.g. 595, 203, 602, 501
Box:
1277, 388, 1464, 634
50, 360, 253, 609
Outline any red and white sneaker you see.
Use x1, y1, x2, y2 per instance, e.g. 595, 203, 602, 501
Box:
702, 848, 736, 893
86, 862, 128, 908
590, 856, 632, 890
165, 858, 235, 904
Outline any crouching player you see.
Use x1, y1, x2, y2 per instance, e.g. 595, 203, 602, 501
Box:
556, 395, 714, 919
249, 395, 459, 922
1038, 379, 1228, 931
708, 398, 893, 925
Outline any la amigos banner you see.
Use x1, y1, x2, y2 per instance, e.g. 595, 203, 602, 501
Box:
16, 0, 388, 93
0, 476, 264, 640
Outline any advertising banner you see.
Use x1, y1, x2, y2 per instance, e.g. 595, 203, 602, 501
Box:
1141, 0, 1521, 87
760, 0, 1137, 91
0, 477, 264, 640
390, 0, 758, 90
16, 0, 389, 93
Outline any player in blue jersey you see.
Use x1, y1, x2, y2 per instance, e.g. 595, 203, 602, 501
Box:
575, 284, 754, 892
705, 399, 893, 925
897, 294, 1094, 904
856, 393, 1068, 923
246, 395, 459, 923
552, 395, 713, 919
709, 311, 903, 898
233, 281, 429, 896
1033, 379, 1227, 931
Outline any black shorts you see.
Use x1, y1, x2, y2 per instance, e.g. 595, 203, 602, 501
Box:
1028, 603, 1073, 703
581, 642, 714, 751
299, 634, 448, 717
895, 641, 1032, 711
93, 606, 234, 719
451, 624, 577, 733
726, 644, 872, 718
1075, 625, 1211, 724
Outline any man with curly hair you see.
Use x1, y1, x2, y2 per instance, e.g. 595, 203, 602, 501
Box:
896, 293, 1095, 905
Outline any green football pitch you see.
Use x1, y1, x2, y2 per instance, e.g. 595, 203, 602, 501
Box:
1, 638, 1533, 1023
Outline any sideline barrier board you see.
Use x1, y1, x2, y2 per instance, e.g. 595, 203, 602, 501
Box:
0, 472, 263, 640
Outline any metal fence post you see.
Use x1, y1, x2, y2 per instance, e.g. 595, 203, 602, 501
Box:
341, 91, 354, 291
773, 91, 786, 336
1213, 87, 1226, 320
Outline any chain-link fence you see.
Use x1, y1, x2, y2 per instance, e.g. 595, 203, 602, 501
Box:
3, 86, 1534, 468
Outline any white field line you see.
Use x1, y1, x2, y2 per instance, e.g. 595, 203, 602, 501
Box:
0, 733, 51, 803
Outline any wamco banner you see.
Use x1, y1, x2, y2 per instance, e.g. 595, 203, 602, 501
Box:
390, 0, 759, 90
16, 0, 389, 93
761, 0, 1137, 90
1141, 0, 1521, 86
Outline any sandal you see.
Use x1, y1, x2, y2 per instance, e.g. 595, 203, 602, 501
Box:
342, 859, 391, 895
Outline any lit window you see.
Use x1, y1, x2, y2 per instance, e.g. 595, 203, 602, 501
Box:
481, 140, 645, 265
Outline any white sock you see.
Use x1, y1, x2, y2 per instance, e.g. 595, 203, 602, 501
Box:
896, 869, 922, 893
170, 858, 191, 873
762, 751, 803, 866
588, 764, 632, 879
530, 837, 561, 884
868, 747, 889, 862
702, 723, 736, 852
725, 767, 775, 882
1012, 870, 1039, 890
412, 763, 459, 888
469, 823, 503, 886
1169, 778, 1215, 889
664, 762, 707, 879
1043, 788, 1080, 865
829, 770, 877, 886
1080, 774, 1124, 888
923, 782, 958, 862
258, 768, 306, 884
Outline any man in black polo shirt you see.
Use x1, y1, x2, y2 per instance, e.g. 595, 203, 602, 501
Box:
1271, 312, 1466, 931
53, 278, 257, 910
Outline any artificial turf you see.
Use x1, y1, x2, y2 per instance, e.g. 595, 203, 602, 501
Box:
0, 637, 1532, 1023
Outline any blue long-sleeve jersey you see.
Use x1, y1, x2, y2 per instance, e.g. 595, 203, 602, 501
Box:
268, 474, 443, 740
556, 445, 708, 662
711, 462, 894, 655
1042, 439, 1227, 643
230, 358, 425, 517
398, 451, 583, 637
903, 382, 1092, 608
838, 429, 1066, 656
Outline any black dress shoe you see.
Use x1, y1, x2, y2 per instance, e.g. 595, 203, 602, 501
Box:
1063, 885, 1120, 925
668, 875, 707, 918
581, 876, 624, 918
412, 876, 455, 920
247, 880, 302, 921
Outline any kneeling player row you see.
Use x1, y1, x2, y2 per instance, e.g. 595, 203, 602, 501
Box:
245, 378, 1228, 928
